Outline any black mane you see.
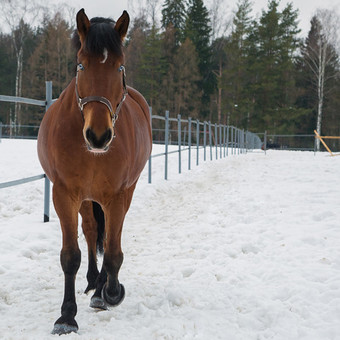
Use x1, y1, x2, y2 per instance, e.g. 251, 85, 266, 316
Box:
72, 17, 122, 57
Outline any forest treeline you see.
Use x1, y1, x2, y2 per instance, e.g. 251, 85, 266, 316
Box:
0, 0, 339, 140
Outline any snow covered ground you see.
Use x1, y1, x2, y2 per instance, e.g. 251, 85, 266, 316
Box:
0, 139, 340, 340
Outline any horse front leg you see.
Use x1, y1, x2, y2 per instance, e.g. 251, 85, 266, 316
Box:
51, 183, 81, 335
90, 187, 135, 310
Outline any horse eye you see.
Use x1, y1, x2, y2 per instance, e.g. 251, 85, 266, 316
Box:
77, 63, 85, 71
118, 65, 124, 72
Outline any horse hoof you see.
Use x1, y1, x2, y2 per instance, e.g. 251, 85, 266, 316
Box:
90, 296, 108, 310
102, 283, 125, 308
51, 323, 78, 335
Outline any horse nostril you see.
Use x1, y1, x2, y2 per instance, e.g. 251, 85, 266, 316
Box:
85, 128, 113, 149
103, 129, 112, 145
85, 128, 95, 145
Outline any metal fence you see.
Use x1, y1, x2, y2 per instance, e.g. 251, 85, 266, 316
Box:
0, 124, 40, 139
0, 82, 53, 222
259, 132, 317, 152
149, 110, 262, 183
0, 84, 262, 222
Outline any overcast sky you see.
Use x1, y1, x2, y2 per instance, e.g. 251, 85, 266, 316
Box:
1, 0, 340, 37
48, 0, 339, 37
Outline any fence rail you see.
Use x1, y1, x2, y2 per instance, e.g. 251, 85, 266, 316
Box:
259, 132, 317, 152
0, 83, 262, 222
0, 82, 53, 222
148, 110, 262, 183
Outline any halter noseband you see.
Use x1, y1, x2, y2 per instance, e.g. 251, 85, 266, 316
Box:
75, 64, 128, 136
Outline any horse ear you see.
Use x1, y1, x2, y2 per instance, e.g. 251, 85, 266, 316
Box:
115, 11, 130, 41
77, 8, 91, 43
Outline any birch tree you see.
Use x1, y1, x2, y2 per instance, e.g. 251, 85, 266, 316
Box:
1, 0, 41, 129
302, 10, 340, 150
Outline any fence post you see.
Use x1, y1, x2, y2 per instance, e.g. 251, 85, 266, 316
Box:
231, 127, 234, 155
236, 128, 239, 154
178, 114, 181, 174
264, 130, 267, 155
43, 81, 53, 222
244, 130, 247, 153
165, 110, 169, 180
148, 107, 152, 183
209, 121, 212, 161
235, 128, 238, 154
219, 124, 222, 159
240, 130, 242, 154
241, 129, 244, 154
196, 120, 199, 166
215, 123, 218, 159
226, 126, 229, 156
204, 121, 207, 161
223, 125, 225, 157
188, 117, 192, 170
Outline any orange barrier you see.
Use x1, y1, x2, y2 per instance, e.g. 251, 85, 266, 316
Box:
314, 130, 340, 156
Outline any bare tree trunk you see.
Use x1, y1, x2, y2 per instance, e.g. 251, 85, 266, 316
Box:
2, 0, 41, 132
217, 58, 222, 124
217, 87, 222, 123
14, 45, 23, 134
213, 58, 223, 123
303, 10, 339, 151
315, 40, 326, 151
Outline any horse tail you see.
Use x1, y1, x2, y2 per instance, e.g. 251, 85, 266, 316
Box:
92, 201, 105, 255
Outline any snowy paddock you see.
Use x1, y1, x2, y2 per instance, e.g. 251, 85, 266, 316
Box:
0, 139, 339, 340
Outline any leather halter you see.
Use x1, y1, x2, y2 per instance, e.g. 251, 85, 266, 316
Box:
75, 64, 128, 136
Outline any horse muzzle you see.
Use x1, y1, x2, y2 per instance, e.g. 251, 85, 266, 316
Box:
84, 127, 113, 153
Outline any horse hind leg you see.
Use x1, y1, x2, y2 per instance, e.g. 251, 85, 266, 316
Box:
90, 187, 135, 310
90, 238, 125, 311
80, 201, 105, 294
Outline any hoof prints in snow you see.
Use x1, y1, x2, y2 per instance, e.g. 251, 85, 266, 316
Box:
0, 140, 340, 339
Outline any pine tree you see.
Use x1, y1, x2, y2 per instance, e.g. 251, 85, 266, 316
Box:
173, 38, 201, 117
300, 14, 340, 146
221, 0, 253, 128
161, 0, 187, 46
27, 12, 74, 99
211, 36, 228, 123
277, 3, 301, 114
247, 0, 302, 133
159, 24, 177, 113
0, 33, 16, 124
125, 15, 149, 90
139, 24, 164, 111
184, 0, 213, 116
24, 12, 74, 125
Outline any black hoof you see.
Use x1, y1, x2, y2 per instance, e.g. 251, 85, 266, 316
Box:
90, 296, 108, 310
90, 284, 125, 310
102, 283, 125, 308
51, 323, 78, 335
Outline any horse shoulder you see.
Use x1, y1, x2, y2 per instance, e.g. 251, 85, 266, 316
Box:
126, 86, 151, 125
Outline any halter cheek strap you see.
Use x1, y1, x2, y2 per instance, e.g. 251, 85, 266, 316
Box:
75, 65, 128, 137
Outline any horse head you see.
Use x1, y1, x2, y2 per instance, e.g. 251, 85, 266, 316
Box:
75, 9, 129, 153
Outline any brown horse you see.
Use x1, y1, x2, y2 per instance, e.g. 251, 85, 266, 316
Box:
37, 9, 152, 335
